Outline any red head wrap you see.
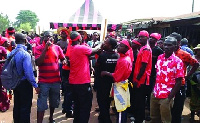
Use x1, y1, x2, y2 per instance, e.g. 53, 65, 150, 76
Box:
132, 39, 141, 46
150, 33, 161, 40
6, 29, 15, 33
71, 34, 81, 42
138, 30, 149, 38
120, 39, 134, 62
61, 29, 69, 36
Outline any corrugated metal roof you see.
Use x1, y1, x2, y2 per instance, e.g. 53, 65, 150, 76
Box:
163, 11, 200, 22
123, 11, 200, 25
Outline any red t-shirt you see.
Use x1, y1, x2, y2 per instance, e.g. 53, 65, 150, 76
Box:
175, 48, 198, 85
112, 53, 132, 82
35, 43, 65, 83
133, 44, 152, 87
69, 45, 92, 84
153, 53, 184, 98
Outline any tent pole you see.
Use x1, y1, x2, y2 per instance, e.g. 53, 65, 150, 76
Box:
100, 19, 108, 41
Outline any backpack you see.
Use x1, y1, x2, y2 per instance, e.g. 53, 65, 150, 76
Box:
1, 49, 24, 90
0, 88, 10, 112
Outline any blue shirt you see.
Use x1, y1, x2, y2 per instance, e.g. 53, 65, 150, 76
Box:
181, 45, 194, 56
8, 44, 38, 88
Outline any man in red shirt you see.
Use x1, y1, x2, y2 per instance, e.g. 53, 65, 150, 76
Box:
35, 31, 67, 123
170, 32, 199, 123
132, 30, 152, 123
69, 31, 101, 123
101, 39, 133, 123
6, 27, 16, 51
150, 36, 184, 123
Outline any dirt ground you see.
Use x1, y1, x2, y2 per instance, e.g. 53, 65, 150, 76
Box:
1, 88, 200, 123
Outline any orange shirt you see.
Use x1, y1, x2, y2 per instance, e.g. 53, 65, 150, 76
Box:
133, 44, 152, 87
175, 48, 198, 85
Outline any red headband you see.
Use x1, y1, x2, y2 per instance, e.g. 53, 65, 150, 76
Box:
120, 39, 134, 62
150, 33, 161, 40
61, 30, 69, 35
121, 40, 131, 49
138, 30, 149, 38
6, 29, 15, 33
132, 39, 141, 46
71, 35, 81, 41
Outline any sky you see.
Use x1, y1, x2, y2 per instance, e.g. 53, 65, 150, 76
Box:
0, 0, 200, 31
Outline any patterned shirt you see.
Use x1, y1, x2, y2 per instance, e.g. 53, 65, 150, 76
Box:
133, 44, 152, 87
154, 53, 184, 99
175, 48, 198, 85
35, 43, 65, 83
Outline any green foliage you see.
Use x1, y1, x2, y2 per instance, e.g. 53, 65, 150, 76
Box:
15, 10, 39, 29
19, 23, 32, 32
0, 13, 11, 33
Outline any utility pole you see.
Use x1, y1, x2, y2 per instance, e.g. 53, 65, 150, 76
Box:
192, 0, 194, 12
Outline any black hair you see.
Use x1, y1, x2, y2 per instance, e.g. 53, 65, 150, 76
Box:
7, 27, 14, 31
1, 31, 5, 37
170, 32, 182, 41
181, 38, 188, 46
43, 31, 53, 37
93, 32, 98, 35
108, 38, 117, 49
21, 31, 25, 34
7, 27, 15, 35
127, 40, 132, 48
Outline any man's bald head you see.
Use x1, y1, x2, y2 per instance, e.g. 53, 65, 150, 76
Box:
165, 36, 177, 46
70, 31, 80, 41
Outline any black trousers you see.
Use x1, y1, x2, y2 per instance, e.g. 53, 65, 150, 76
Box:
97, 80, 112, 123
70, 83, 93, 123
171, 86, 186, 123
132, 84, 146, 123
146, 76, 156, 111
13, 79, 33, 123
116, 110, 127, 123
62, 70, 73, 114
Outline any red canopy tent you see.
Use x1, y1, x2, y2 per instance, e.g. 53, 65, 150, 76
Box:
50, 0, 122, 31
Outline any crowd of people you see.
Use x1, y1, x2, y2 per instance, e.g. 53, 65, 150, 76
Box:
0, 26, 200, 123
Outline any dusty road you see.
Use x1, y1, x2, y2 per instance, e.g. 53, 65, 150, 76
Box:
0, 89, 199, 123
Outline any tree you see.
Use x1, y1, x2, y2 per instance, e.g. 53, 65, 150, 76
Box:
15, 10, 39, 29
0, 13, 11, 33
19, 23, 32, 32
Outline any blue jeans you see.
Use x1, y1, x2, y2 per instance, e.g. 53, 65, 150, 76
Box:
37, 83, 60, 111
